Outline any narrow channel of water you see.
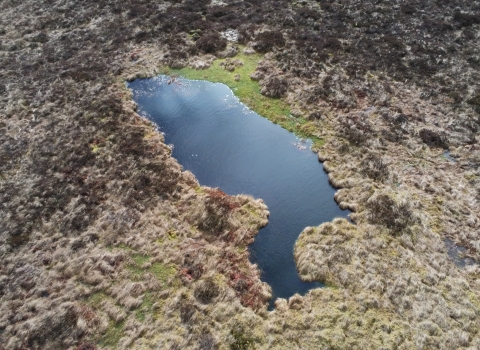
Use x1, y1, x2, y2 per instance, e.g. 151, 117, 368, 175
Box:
128, 76, 349, 307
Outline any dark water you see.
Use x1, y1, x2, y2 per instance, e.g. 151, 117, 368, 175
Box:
128, 76, 349, 307
445, 238, 477, 268
443, 150, 457, 163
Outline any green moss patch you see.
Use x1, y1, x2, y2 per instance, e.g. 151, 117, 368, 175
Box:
136, 292, 154, 321
149, 262, 177, 286
87, 291, 110, 306
132, 253, 151, 266
127, 255, 150, 277
126, 254, 176, 287
99, 320, 125, 348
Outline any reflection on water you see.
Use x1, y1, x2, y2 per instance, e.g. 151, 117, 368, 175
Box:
128, 76, 350, 308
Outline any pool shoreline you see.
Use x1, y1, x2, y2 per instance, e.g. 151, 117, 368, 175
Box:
128, 75, 349, 307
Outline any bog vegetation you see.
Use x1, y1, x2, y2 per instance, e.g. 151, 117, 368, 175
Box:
1, 0, 479, 349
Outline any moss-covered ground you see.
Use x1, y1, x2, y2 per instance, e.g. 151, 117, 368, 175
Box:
99, 320, 125, 348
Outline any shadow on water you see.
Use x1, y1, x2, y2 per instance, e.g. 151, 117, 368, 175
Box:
128, 76, 350, 309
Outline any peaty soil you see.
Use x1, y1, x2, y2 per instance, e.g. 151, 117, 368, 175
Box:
1, 0, 480, 349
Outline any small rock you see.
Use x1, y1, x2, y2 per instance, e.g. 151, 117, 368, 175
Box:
220, 29, 239, 42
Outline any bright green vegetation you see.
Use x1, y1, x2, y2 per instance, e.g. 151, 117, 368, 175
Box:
114, 245, 177, 285
86, 255, 177, 346
126, 252, 176, 287
136, 292, 154, 321
167, 228, 178, 240
163, 48, 324, 149
99, 320, 125, 348
127, 254, 151, 277
132, 253, 150, 266
87, 291, 109, 306
168, 51, 289, 120
86, 292, 125, 348
149, 262, 176, 285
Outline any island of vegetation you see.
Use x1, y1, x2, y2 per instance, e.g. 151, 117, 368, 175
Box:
1, 0, 479, 349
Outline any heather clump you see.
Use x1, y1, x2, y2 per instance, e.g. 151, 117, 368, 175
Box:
196, 32, 227, 54
337, 113, 375, 146
197, 188, 240, 235
252, 31, 285, 53
366, 194, 416, 234
194, 278, 220, 304
360, 154, 389, 182
419, 128, 449, 148
259, 75, 288, 98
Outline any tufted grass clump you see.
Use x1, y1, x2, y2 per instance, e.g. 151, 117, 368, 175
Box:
229, 323, 259, 350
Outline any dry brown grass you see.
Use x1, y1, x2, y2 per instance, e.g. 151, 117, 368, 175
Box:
1, 0, 480, 349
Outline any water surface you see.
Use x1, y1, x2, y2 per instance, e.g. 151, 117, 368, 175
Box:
128, 76, 349, 307
445, 238, 477, 268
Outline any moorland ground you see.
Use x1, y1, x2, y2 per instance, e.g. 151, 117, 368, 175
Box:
1, 0, 480, 349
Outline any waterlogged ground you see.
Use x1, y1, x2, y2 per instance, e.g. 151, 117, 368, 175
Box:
128, 76, 349, 305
